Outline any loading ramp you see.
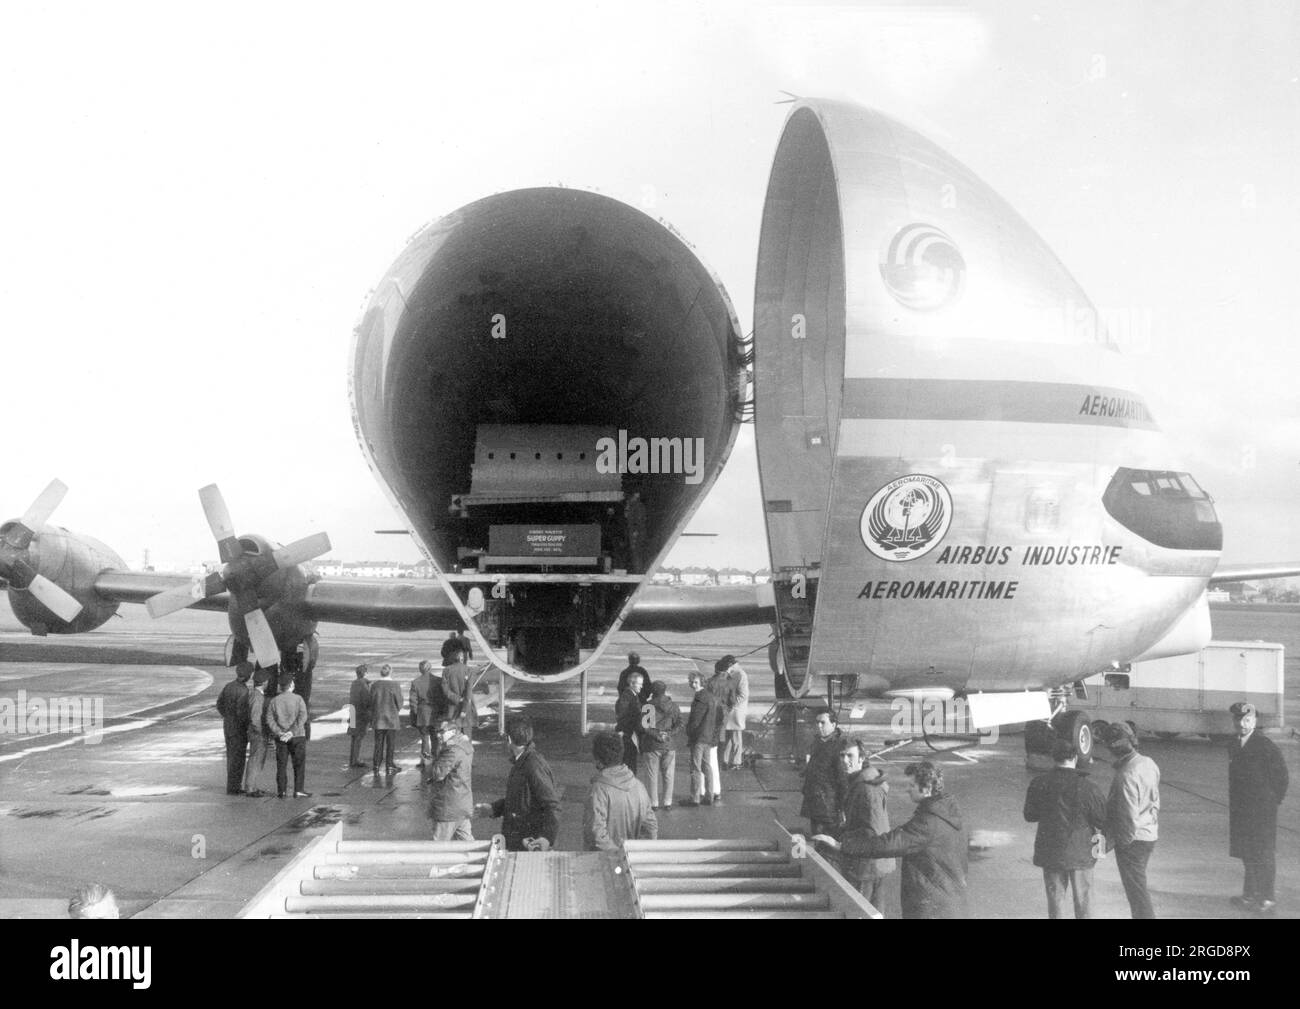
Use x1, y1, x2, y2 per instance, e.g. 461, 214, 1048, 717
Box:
241, 825, 878, 919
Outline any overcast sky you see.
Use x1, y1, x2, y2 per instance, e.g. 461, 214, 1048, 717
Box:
3, 1, 1297, 571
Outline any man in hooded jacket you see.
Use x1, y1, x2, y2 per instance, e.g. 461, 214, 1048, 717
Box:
815, 760, 967, 919
584, 731, 658, 850
427, 717, 474, 841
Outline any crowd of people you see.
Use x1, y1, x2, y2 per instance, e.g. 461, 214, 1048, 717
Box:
214, 642, 1288, 919
804, 701, 1288, 920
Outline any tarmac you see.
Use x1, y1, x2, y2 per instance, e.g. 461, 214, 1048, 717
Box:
0, 600, 1296, 919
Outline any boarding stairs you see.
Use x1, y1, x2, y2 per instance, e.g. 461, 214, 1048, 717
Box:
240, 826, 877, 919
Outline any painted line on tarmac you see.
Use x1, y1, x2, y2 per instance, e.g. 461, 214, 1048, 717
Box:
0, 666, 214, 762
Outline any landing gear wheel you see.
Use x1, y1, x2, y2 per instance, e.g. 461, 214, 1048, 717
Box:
1053, 710, 1093, 761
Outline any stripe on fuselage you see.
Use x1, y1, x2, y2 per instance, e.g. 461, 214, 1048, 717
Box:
840, 377, 1157, 430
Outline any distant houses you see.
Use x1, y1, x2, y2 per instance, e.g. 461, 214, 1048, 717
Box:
309, 560, 436, 578
650, 566, 771, 587
192, 558, 775, 584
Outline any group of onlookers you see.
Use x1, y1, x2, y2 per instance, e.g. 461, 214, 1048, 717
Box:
346, 633, 478, 774
216, 662, 310, 799
613, 651, 750, 810
805, 711, 965, 919
1017, 702, 1287, 920
804, 701, 1289, 920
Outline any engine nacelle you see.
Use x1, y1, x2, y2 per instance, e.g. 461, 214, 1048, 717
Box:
3, 524, 124, 634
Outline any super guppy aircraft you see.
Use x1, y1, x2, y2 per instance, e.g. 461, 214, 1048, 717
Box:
1, 98, 1286, 751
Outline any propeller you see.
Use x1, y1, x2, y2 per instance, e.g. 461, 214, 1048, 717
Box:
145, 484, 331, 669
0, 479, 84, 623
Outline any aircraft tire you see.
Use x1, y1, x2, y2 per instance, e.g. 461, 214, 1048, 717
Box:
1053, 710, 1092, 760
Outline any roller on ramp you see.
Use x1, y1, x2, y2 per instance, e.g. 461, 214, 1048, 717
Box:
241, 825, 878, 919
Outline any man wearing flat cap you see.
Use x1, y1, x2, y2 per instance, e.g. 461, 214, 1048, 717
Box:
1103, 720, 1160, 918
1227, 701, 1288, 915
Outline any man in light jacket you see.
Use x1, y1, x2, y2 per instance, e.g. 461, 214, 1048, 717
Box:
719, 655, 749, 770
1103, 721, 1160, 919
265, 677, 310, 799
584, 731, 658, 851
242, 668, 272, 797
427, 717, 474, 841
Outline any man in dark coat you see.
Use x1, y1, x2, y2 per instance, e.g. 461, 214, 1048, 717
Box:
409, 660, 440, 767
801, 707, 846, 836
639, 680, 683, 810
216, 662, 253, 794
835, 736, 896, 914
683, 671, 721, 806
616, 652, 652, 703
815, 761, 968, 919
441, 630, 474, 663
347, 664, 371, 768
369, 663, 405, 774
476, 716, 562, 851
1024, 738, 1107, 918
615, 669, 646, 773
1227, 701, 1289, 915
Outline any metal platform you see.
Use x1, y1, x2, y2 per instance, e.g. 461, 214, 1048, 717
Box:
239, 825, 879, 919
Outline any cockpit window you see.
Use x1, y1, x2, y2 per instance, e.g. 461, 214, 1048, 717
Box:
1102, 468, 1222, 551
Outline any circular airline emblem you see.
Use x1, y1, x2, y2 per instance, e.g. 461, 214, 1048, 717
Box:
861, 474, 953, 562
879, 223, 966, 311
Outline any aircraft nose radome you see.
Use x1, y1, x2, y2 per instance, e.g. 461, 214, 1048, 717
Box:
758, 98, 1174, 471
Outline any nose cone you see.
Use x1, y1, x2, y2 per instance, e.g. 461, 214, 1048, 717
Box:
761, 99, 1113, 355
755, 99, 1219, 694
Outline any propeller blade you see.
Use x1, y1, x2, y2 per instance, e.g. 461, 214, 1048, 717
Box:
243, 608, 282, 670
27, 573, 83, 623
273, 532, 331, 569
146, 571, 225, 619
198, 484, 241, 562
19, 479, 68, 531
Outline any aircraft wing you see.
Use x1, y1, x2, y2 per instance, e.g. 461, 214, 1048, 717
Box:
622, 582, 776, 631
1209, 564, 1300, 586
93, 571, 232, 612
90, 571, 775, 633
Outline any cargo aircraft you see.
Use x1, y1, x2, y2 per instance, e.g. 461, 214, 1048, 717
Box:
3, 99, 1292, 755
